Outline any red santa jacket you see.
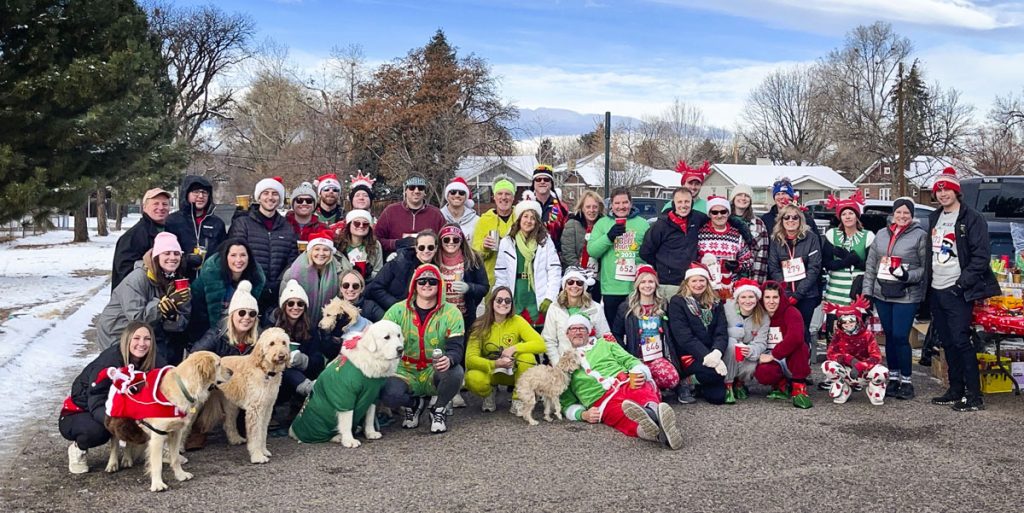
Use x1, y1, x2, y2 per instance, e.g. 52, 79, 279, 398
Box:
826, 328, 881, 373
100, 366, 187, 420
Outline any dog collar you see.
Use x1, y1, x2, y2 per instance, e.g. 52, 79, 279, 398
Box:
173, 373, 198, 415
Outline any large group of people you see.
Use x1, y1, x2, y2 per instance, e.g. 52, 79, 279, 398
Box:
60, 162, 1002, 471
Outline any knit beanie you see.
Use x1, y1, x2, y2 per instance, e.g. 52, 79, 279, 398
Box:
444, 177, 475, 209
893, 196, 915, 215
254, 177, 286, 200
514, 198, 543, 222
291, 181, 317, 202
533, 164, 554, 182
492, 177, 516, 196
932, 167, 961, 194
772, 177, 795, 198
228, 280, 259, 315
279, 279, 310, 308
152, 232, 182, 256
730, 183, 754, 201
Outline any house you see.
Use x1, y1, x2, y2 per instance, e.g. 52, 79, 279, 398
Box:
454, 155, 538, 202
553, 153, 680, 205
853, 156, 981, 205
702, 163, 857, 210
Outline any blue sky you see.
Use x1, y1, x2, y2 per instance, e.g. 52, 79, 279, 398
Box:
176, 0, 1024, 127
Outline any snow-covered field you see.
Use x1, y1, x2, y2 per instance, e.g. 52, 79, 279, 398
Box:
0, 216, 137, 456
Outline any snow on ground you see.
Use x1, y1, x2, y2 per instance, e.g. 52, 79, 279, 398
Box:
0, 215, 138, 456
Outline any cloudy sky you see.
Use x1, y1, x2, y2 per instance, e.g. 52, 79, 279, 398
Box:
176, 0, 1024, 128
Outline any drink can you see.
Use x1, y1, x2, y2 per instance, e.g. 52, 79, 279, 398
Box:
432, 348, 443, 364
489, 229, 499, 242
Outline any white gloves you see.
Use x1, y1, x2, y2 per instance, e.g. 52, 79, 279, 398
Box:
450, 280, 469, 294
714, 361, 727, 377
290, 350, 309, 371
702, 349, 723, 368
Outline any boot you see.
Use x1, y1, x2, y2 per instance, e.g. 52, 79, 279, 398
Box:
791, 382, 813, 409
67, 442, 88, 474
734, 379, 749, 400
766, 380, 789, 400
724, 383, 736, 405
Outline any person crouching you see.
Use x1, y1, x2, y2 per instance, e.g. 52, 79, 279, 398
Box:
820, 296, 889, 405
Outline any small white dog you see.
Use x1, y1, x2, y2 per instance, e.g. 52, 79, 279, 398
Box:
514, 350, 580, 425
289, 320, 404, 447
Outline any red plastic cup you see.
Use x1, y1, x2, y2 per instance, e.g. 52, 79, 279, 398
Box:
889, 256, 902, 268
616, 218, 626, 225
174, 279, 189, 291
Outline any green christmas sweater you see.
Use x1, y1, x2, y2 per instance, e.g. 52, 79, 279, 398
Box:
289, 356, 386, 443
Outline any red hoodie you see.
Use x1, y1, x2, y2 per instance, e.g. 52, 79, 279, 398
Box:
765, 281, 806, 361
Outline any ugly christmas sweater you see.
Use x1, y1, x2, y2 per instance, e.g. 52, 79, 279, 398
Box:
826, 328, 882, 373
696, 223, 754, 287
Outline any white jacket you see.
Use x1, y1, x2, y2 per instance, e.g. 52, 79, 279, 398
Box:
542, 301, 610, 365
494, 235, 562, 311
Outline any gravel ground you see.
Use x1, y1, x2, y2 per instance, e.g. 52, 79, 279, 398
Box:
2, 368, 1022, 513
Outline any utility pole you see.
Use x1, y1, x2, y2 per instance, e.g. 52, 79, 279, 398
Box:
895, 62, 907, 198
604, 111, 611, 199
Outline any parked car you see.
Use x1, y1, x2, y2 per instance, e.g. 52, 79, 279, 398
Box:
804, 199, 935, 235
960, 176, 1022, 259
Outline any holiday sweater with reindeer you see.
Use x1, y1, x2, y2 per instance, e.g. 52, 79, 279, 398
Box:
697, 224, 753, 287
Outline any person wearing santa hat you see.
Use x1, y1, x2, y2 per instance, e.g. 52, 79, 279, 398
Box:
333, 209, 383, 281
722, 278, 770, 404
472, 176, 518, 286
228, 177, 299, 310
374, 176, 445, 255
347, 170, 376, 212
667, 263, 729, 405
696, 195, 754, 299
314, 173, 344, 225
286, 181, 328, 242
281, 230, 340, 324
440, 177, 480, 244
926, 167, 1000, 412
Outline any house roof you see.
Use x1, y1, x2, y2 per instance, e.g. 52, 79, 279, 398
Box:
853, 156, 981, 188
710, 164, 856, 190
455, 155, 538, 183
555, 154, 679, 188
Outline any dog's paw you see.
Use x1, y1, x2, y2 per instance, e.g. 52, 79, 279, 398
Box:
174, 470, 193, 482
227, 435, 247, 446
365, 430, 383, 440
330, 434, 344, 444
177, 453, 188, 465
527, 419, 539, 426
250, 452, 269, 464
544, 415, 553, 422
150, 481, 169, 492
262, 448, 272, 458
105, 461, 120, 473
341, 438, 361, 448
554, 413, 563, 421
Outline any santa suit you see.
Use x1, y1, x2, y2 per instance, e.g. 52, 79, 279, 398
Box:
100, 366, 187, 420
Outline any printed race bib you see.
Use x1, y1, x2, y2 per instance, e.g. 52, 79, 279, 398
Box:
767, 327, 783, 351
877, 256, 897, 281
782, 257, 806, 282
641, 335, 663, 362
615, 257, 636, 281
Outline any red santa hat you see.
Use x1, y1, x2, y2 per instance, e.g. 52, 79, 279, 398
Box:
254, 176, 285, 200
732, 278, 762, 300
444, 177, 475, 209
675, 160, 711, 185
706, 195, 730, 214
932, 167, 961, 194
635, 264, 657, 279
825, 189, 865, 217
306, 230, 336, 254
684, 262, 711, 282
315, 173, 342, 195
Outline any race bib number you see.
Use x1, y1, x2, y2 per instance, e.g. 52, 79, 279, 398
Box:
615, 257, 636, 281
877, 256, 897, 281
767, 327, 783, 350
641, 335, 663, 362
782, 257, 806, 282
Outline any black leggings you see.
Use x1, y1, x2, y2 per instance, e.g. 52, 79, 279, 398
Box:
58, 412, 110, 450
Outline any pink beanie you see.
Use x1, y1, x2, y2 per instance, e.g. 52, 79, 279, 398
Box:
152, 232, 182, 256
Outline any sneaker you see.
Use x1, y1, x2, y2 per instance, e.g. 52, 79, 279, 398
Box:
509, 399, 524, 417
429, 407, 448, 433
621, 400, 660, 442
790, 382, 813, 409
452, 392, 467, 408
724, 384, 736, 405
817, 380, 833, 391
885, 380, 900, 398
930, 389, 963, 406
67, 443, 88, 474
952, 396, 985, 412
897, 382, 915, 400
481, 388, 496, 412
401, 397, 427, 429
655, 402, 683, 450
676, 384, 696, 404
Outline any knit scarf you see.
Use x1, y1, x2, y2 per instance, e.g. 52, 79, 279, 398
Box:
515, 233, 538, 289
667, 211, 689, 233
684, 296, 713, 327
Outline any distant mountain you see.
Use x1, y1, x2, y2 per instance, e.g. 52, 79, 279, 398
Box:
511, 107, 645, 139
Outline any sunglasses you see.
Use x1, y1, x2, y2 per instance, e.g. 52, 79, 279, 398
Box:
709, 210, 729, 216
534, 177, 551, 183
416, 278, 439, 286
236, 309, 258, 318
782, 215, 801, 221
565, 279, 584, 287
417, 244, 436, 252
285, 300, 305, 308
341, 282, 362, 290
494, 297, 513, 305
321, 187, 340, 193
293, 197, 314, 205
349, 220, 370, 229
406, 185, 425, 192
447, 190, 466, 196
441, 237, 462, 245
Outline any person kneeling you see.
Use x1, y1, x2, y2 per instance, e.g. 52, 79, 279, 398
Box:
560, 315, 682, 450
820, 296, 889, 405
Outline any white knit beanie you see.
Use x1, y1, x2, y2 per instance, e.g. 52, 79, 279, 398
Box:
514, 199, 542, 222
228, 280, 259, 314
730, 184, 754, 201
279, 279, 309, 308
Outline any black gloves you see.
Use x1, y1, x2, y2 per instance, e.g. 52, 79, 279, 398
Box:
607, 221, 627, 241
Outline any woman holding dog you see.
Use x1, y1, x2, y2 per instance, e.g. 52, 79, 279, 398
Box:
192, 280, 260, 358
667, 263, 729, 405
61, 321, 163, 474
281, 230, 340, 325
494, 198, 562, 331
465, 286, 546, 414
274, 280, 325, 399
542, 267, 610, 365
96, 232, 191, 365
188, 238, 266, 339
319, 270, 375, 362
437, 223, 490, 329
610, 265, 681, 397
332, 209, 383, 281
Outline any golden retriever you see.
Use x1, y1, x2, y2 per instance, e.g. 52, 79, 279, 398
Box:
205, 328, 291, 464
289, 320, 404, 447
103, 351, 230, 492
514, 350, 580, 425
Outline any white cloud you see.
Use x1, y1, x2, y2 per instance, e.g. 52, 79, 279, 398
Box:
918, 44, 1024, 114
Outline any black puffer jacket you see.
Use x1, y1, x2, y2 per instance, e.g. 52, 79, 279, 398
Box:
227, 207, 299, 300
66, 344, 166, 423
364, 245, 420, 313
354, 296, 384, 323
191, 328, 254, 358
111, 214, 164, 290
639, 211, 709, 287
924, 204, 1001, 302
165, 175, 227, 279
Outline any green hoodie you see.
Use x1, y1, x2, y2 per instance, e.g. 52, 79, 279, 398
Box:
586, 209, 650, 296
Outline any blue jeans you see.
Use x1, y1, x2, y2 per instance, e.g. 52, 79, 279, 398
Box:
875, 300, 918, 379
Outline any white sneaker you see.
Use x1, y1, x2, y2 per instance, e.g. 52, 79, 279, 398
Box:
401, 397, 426, 429
509, 399, 524, 417
429, 407, 448, 433
481, 389, 496, 412
68, 443, 88, 474
452, 392, 467, 408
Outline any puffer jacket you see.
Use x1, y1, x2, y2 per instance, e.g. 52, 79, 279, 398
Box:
667, 296, 728, 361
924, 204, 1002, 303
165, 175, 227, 278
639, 211, 709, 288
96, 255, 190, 349
559, 215, 592, 269
494, 234, 562, 308
364, 245, 421, 313
227, 206, 299, 299
768, 230, 823, 302
862, 221, 928, 304
191, 328, 254, 358
188, 252, 267, 338
111, 213, 164, 290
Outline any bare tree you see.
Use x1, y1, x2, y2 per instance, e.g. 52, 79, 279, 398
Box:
970, 125, 1023, 176
658, 98, 709, 164
741, 66, 829, 165
330, 44, 368, 107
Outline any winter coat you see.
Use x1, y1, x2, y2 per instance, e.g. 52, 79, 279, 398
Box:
191, 328, 254, 358
470, 208, 516, 286
165, 175, 227, 279
723, 299, 770, 362
111, 213, 165, 290
586, 208, 651, 296
285, 211, 328, 242
96, 257, 190, 349
760, 205, 817, 239
862, 221, 929, 304
667, 296, 728, 362
493, 235, 562, 309
538, 193, 570, 250
354, 295, 384, 324
227, 207, 299, 299
187, 252, 267, 339
768, 230, 823, 302
559, 215, 593, 269
639, 211, 710, 288
612, 301, 682, 374
281, 252, 340, 324
543, 300, 612, 364
334, 240, 384, 281
64, 344, 166, 423
374, 201, 445, 254
924, 204, 1002, 303
440, 205, 480, 244
364, 245, 422, 314
765, 283, 806, 361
